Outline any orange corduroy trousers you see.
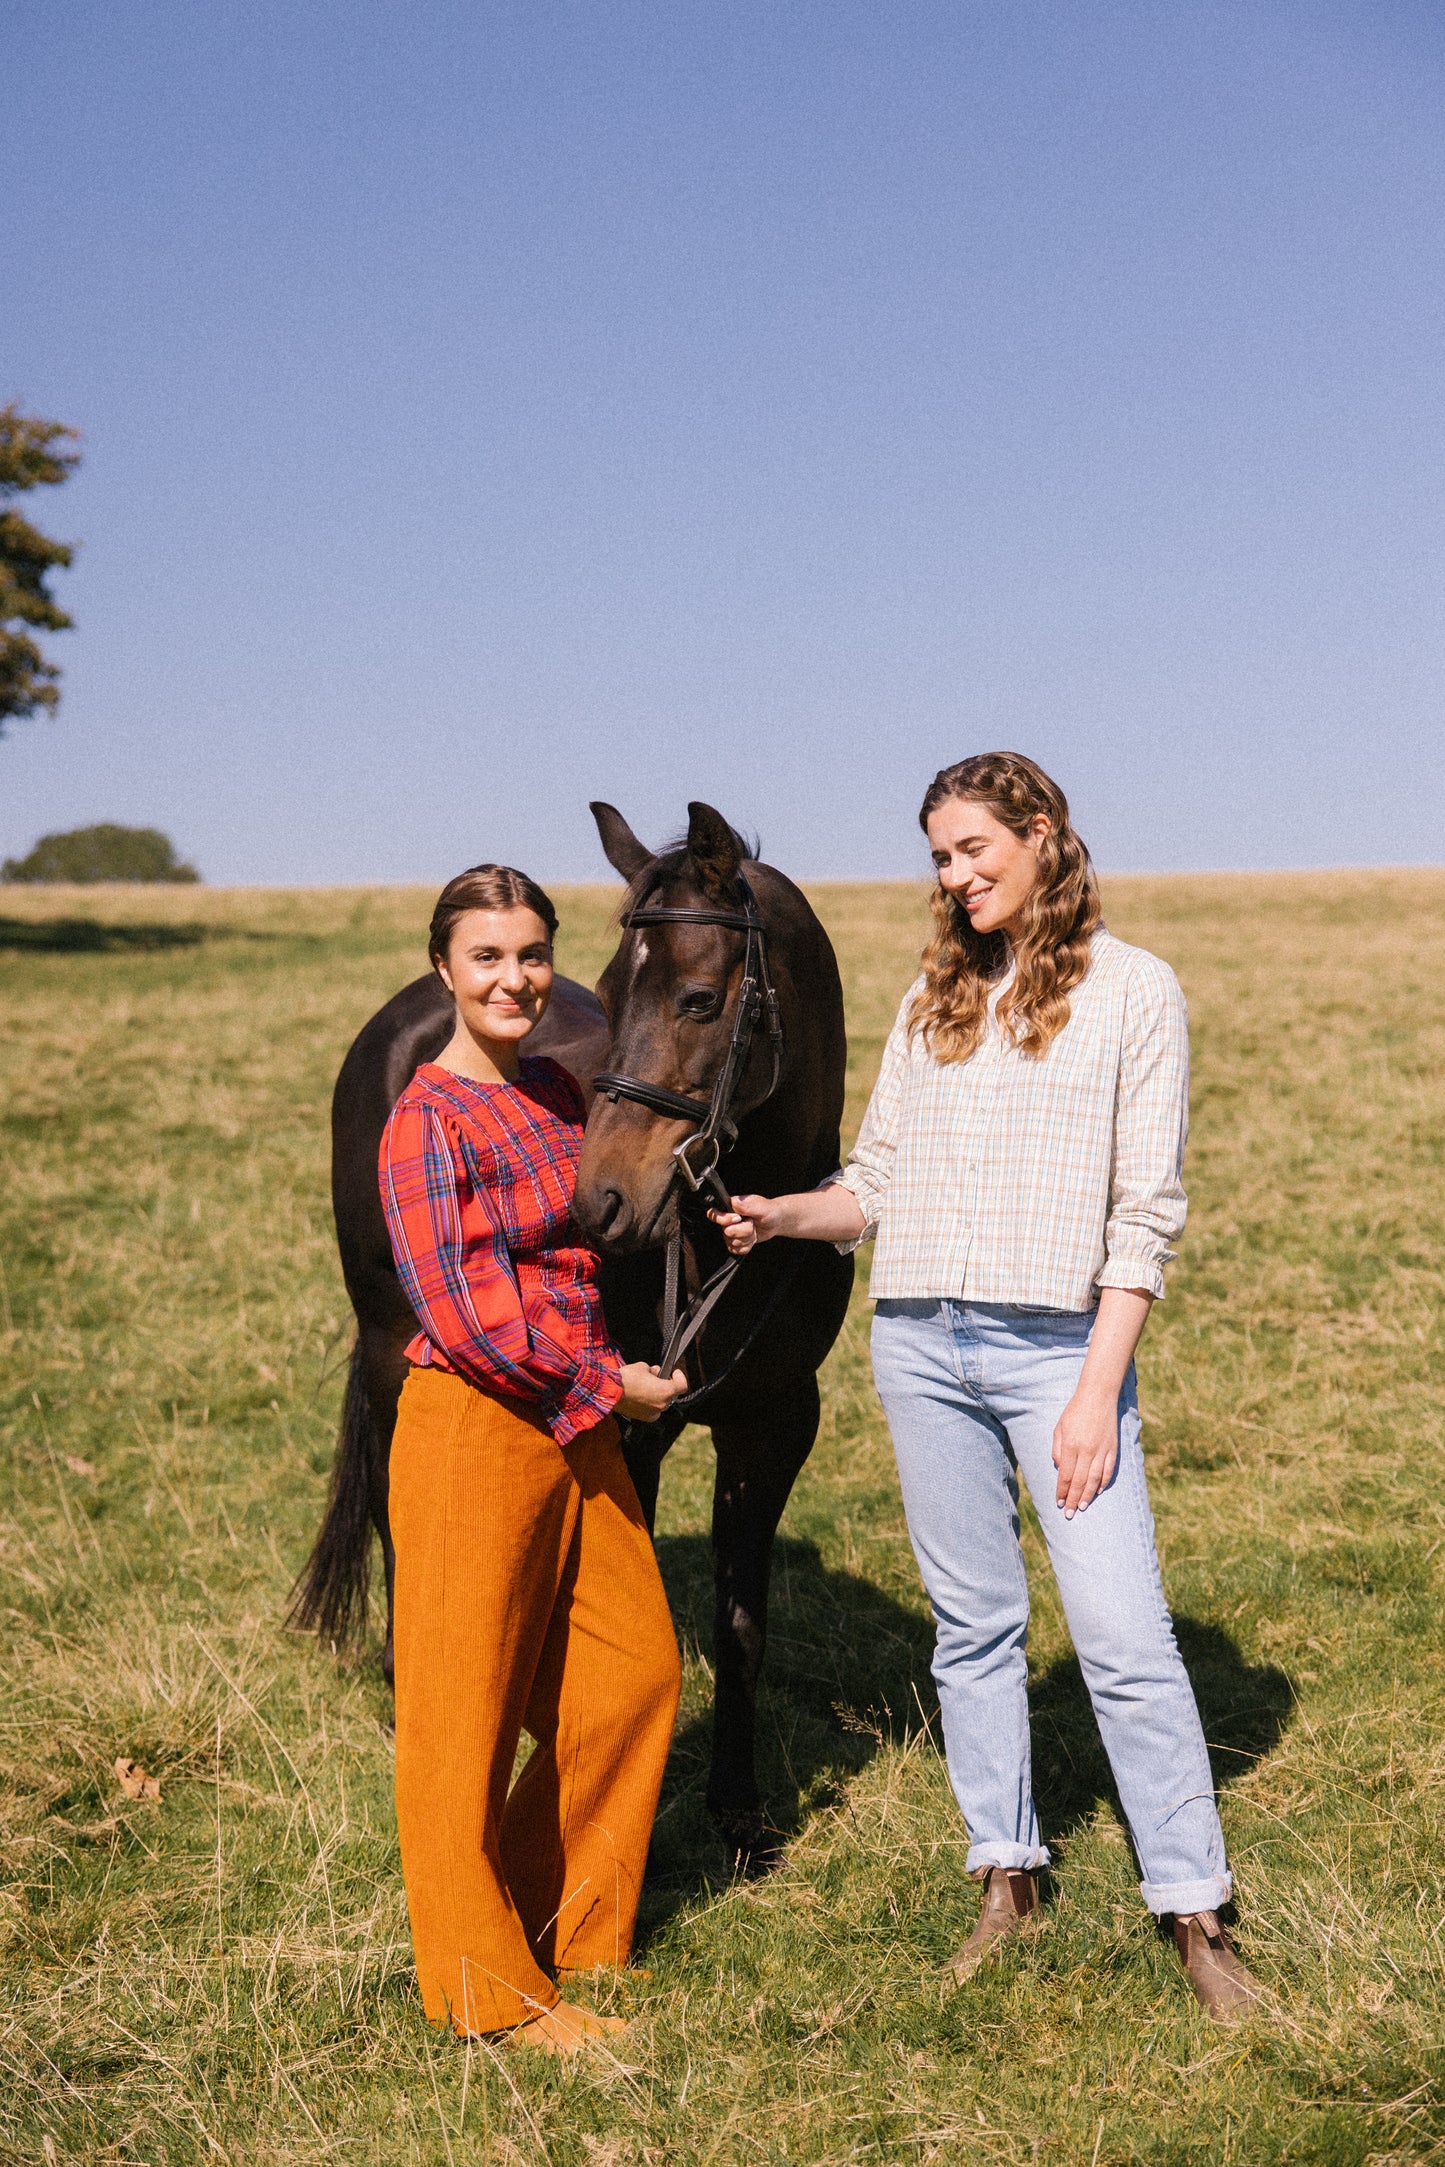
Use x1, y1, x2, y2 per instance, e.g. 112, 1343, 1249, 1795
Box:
389, 1365, 681, 2036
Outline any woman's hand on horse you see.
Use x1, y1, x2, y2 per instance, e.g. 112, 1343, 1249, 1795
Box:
616, 1362, 689, 1422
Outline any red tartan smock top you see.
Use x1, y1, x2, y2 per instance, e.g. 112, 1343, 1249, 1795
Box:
378, 1057, 625, 1448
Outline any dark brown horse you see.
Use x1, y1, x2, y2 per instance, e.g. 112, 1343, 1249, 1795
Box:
292, 801, 853, 1870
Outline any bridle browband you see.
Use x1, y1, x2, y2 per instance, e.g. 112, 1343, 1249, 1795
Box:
593, 871, 788, 1385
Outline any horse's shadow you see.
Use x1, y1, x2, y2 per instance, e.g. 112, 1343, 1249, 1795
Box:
642, 1532, 1291, 1928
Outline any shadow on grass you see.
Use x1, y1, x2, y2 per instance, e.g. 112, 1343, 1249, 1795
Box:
641, 1531, 931, 1924
1029, 1617, 1293, 1839
0, 916, 287, 953
643, 1532, 1291, 1924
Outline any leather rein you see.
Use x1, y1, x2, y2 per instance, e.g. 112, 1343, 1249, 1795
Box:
594, 872, 789, 1389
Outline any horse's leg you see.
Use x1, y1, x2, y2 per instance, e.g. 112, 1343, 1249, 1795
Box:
705, 1374, 821, 1876
357, 1326, 409, 1688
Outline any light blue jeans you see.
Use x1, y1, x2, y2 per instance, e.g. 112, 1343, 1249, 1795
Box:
871, 1299, 1230, 1916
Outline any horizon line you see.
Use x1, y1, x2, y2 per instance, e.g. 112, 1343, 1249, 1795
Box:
4, 861, 1444, 894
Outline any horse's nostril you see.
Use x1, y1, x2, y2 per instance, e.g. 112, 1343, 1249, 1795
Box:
597, 1187, 629, 1238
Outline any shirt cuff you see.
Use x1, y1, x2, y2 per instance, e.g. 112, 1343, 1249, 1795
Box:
551, 1358, 626, 1448
1095, 1244, 1174, 1302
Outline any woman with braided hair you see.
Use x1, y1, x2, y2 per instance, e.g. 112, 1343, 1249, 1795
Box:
712, 754, 1266, 2023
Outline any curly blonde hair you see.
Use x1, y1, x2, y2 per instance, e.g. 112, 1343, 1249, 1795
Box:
908, 752, 1100, 1063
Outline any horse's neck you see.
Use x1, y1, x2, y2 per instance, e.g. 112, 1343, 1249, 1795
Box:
736, 1079, 841, 1193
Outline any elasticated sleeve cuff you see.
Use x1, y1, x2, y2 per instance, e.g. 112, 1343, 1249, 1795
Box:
551, 1358, 626, 1447
1094, 1243, 1173, 1301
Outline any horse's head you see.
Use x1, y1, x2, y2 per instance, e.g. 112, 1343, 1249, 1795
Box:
573, 799, 779, 1255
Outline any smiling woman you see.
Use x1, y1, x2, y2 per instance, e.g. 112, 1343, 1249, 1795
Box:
425, 865, 561, 1085
711, 753, 1269, 2024
911, 757, 1099, 1063
375, 862, 685, 2054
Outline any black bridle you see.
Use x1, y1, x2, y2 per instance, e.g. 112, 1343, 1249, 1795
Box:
594, 871, 787, 1384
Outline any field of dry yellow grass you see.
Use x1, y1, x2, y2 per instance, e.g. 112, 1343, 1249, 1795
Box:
1, 869, 1443, 2164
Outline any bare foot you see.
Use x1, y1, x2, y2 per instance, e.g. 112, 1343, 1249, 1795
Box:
510, 1999, 629, 2056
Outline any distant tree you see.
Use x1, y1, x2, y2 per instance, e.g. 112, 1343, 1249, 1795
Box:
1, 404, 81, 736
1, 824, 200, 884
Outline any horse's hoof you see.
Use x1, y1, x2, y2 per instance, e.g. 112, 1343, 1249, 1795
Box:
712, 1808, 783, 1880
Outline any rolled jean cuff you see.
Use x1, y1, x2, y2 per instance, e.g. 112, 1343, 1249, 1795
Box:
965, 1841, 1051, 1878
1138, 1870, 1233, 1918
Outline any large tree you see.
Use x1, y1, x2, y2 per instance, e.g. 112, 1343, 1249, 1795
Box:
0, 404, 81, 737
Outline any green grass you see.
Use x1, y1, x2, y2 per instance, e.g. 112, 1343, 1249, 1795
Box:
1, 870, 1443, 2164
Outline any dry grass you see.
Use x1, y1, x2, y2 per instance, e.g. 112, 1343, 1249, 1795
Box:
1, 870, 1443, 2163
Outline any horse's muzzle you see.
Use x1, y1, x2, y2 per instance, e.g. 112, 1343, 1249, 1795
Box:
573, 1168, 678, 1256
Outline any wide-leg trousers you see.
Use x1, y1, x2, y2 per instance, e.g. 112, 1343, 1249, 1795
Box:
389, 1366, 682, 2035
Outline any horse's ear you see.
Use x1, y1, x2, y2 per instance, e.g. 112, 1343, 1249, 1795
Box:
686, 801, 743, 897
590, 802, 654, 882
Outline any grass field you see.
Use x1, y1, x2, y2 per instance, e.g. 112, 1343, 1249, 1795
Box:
2, 870, 1444, 2166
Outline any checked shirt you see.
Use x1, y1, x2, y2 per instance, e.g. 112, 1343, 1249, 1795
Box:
379, 1058, 624, 1447
835, 929, 1190, 1309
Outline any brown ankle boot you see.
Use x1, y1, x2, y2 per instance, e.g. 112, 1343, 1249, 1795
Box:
1173, 1912, 1267, 2022
941, 1867, 1039, 1985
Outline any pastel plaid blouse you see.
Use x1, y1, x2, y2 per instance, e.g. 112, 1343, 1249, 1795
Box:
379, 1058, 624, 1447
835, 930, 1189, 1309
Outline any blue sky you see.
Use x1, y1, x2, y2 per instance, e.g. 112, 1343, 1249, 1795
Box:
5, 1, 1443, 884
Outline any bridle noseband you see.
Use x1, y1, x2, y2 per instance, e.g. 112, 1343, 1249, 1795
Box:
593, 871, 788, 1385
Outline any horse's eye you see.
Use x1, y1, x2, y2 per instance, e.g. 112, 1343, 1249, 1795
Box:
679, 986, 721, 1018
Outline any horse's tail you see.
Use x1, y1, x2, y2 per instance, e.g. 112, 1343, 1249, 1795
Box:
286, 1339, 375, 1648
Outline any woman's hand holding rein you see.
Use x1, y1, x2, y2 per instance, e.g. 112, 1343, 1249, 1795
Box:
616, 1189, 863, 1421
708, 1186, 866, 1254
616, 1362, 689, 1422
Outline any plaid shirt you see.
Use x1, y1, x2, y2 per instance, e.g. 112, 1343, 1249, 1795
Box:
835, 930, 1188, 1308
379, 1058, 623, 1447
